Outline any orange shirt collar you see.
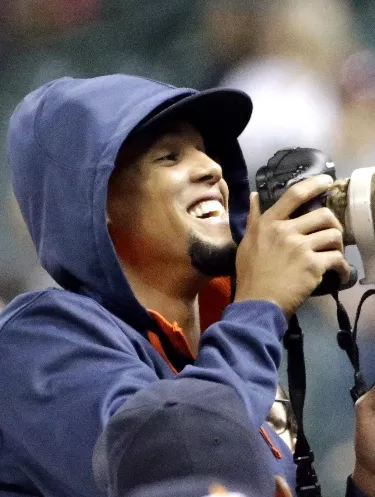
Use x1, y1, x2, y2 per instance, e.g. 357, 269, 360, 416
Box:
147, 276, 231, 369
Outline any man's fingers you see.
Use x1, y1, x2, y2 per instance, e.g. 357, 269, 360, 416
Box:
319, 250, 351, 284
292, 207, 343, 235
249, 192, 261, 221
266, 175, 334, 220
306, 228, 344, 253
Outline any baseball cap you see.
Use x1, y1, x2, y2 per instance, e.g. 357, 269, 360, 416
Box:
93, 379, 275, 497
135, 88, 253, 142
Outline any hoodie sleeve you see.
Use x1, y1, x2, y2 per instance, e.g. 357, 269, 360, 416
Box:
0, 290, 287, 497
180, 299, 287, 424
346, 476, 370, 497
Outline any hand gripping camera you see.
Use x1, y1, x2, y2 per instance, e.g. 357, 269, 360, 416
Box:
256, 147, 375, 290
256, 149, 375, 496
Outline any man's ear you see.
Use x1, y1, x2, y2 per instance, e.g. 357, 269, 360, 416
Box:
208, 483, 229, 494
275, 476, 293, 497
106, 214, 118, 245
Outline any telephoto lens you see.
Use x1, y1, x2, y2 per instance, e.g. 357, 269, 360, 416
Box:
329, 167, 375, 284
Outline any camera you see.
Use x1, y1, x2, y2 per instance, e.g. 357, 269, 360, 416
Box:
255, 148, 375, 288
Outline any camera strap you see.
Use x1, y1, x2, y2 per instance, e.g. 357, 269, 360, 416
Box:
334, 288, 374, 402
284, 315, 321, 497
284, 289, 373, 497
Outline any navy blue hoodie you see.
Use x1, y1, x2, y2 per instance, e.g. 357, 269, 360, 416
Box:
0, 75, 295, 497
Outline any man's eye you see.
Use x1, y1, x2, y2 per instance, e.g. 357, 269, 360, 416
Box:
156, 152, 178, 163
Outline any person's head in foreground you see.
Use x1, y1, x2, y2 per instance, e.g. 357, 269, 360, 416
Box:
93, 380, 292, 497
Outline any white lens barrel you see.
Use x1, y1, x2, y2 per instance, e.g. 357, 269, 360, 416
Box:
347, 166, 375, 284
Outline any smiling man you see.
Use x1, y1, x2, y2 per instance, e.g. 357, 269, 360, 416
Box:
107, 120, 237, 354
0, 75, 350, 497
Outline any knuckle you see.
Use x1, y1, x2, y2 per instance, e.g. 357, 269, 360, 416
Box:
331, 228, 344, 246
336, 249, 346, 261
305, 255, 326, 282
329, 250, 343, 265
288, 184, 308, 204
303, 250, 319, 272
271, 220, 287, 238
320, 207, 335, 223
327, 252, 349, 277
292, 236, 308, 254
321, 207, 343, 231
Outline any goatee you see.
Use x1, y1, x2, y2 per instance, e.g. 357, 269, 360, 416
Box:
188, 234, 237, 277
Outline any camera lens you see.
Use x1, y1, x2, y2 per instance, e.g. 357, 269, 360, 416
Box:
325, 178, 354, 245
326, 167, 375, 284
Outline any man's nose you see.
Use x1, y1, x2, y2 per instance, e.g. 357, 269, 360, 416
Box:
190, 151, 223, 185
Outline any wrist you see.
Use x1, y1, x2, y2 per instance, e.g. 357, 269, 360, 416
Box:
353, 466, 375, 497
233, 294, 291, 321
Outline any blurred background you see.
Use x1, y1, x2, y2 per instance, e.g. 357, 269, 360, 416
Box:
1, 1, 375, 495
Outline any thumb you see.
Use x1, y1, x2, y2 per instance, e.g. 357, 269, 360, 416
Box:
249, 192, 261, 221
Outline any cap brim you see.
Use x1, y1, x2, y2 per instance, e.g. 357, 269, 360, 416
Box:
137, 88, 252, 141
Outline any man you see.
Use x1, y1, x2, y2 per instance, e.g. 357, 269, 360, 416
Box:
0, 74, 350, 497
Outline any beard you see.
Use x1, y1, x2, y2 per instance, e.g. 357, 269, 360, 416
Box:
188, 233, 237, 277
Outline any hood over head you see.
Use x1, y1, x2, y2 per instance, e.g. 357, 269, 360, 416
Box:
7, 75, 252, 330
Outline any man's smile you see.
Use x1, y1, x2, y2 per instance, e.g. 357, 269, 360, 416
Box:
186, 198, 229, 226
188, 199, 224, 218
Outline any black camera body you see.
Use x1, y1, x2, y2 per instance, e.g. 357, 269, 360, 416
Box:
256, 147, 336, 214
255, 147, 355, 296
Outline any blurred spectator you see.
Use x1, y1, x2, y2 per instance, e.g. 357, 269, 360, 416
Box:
218, 0, 357, 183
337, 49, 375, 174
200, 0, 272, 88
222, 57, 340, 187
334, 47, 375, 396
13, 0, 99, 32
350, 0, 375, 51
0, 1, 20, 71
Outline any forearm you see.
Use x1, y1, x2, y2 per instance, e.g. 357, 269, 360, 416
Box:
178, 299, 287, 426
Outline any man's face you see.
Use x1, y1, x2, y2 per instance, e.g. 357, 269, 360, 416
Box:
107, 120, 237, 278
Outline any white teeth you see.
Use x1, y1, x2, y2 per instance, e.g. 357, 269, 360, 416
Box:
195, 206, 203, 218
188, 200, 224, 218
